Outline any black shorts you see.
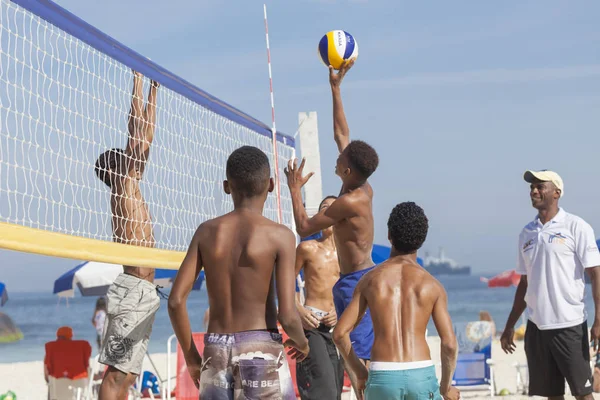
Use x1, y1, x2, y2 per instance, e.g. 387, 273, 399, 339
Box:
525, 320, 593, 396
296, 325, 344, 400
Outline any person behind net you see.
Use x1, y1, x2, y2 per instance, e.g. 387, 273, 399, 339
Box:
168, 146, 309, 399
294, 195, 344, 399
93, 70, 161, 400
285, 59, 379, 391
333, 202, 460, 400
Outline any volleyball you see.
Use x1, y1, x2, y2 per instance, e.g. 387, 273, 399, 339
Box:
318, 30, 359, 70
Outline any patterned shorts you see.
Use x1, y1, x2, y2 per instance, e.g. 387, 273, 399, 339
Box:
200, 330, 296, 400
98, 273, 160, 375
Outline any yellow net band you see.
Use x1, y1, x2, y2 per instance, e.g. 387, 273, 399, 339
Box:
0, 222, 184, 270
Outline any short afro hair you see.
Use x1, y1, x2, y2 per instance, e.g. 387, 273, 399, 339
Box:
319, 195, 337, 210
346, 140, 379, 179
95, 148, 125, 188
226, 146, 271, 197
387, 202, 428, 254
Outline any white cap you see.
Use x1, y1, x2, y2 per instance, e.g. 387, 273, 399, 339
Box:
524, 170, 564, 197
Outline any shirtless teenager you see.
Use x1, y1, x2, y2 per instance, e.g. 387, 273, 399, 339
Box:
94, 71, 160, 400
333, 202, 460, 400
285, 60, 379, 380
295, 196, 344, 399
168, 146, 309, 399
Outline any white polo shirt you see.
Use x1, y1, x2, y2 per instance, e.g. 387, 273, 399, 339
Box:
517, 208, 600, 330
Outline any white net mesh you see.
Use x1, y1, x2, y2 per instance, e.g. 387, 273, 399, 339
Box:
0, 0, 295, 253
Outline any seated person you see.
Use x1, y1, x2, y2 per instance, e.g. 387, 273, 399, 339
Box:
45, 326, 92, 399
479, 310, 497, 338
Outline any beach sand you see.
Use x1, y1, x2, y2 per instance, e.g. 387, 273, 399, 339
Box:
0, 336, 596, 399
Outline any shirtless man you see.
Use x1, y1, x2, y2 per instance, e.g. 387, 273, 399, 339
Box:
295, 195, 344, 399
285, 60, 379, 381
94, 70, 160, 400
168, 146, 309, 399
333, 202, 460, 400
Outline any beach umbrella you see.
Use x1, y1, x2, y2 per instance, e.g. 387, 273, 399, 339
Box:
0, 312, 23, 343
480, 270, 521, 288
0, 282, 7, 306
54, 261, 122, 297
53, 261, 205, 297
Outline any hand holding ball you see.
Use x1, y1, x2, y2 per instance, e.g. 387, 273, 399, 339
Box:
318, 30, 358, 70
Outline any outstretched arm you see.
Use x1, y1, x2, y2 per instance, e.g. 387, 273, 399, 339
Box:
285, 158, 353, 237
125, 71, 159, 179
431, 286, 458, 397
275, 228, 310, 361
329, 60, 354, 153
168, 225, 204, 387
332, 280, 369, 398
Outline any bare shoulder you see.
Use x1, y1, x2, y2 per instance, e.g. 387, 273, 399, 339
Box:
266, 222, 296, 249
297, 239, 318, 254
193, 219, 215, 241
425, 273, 447, 301
356, 264, 381, 292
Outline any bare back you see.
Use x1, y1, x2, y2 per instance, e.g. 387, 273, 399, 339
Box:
198, 211, 289, 333
334, 183, 375, 275
111, 174, 154, 280
360, 260, 441, 362
298, 239, 339, 311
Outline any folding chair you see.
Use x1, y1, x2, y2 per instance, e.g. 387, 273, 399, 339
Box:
452, 321, 496, 397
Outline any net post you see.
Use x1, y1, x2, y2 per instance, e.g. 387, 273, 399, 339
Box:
263, 4, 283, 224
298, 112, 322, 218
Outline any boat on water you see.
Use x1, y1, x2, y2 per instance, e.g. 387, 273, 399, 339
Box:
422, 248, 471, 276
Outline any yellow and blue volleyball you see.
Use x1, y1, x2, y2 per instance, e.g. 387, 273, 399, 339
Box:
318, 30, 359, 70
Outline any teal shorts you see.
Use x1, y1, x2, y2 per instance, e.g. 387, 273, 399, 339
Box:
365, 365, 441, 400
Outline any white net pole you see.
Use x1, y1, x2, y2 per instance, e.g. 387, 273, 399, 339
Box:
263, 4, 283, 225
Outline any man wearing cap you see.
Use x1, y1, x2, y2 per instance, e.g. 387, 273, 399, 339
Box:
500, 170, 600, 399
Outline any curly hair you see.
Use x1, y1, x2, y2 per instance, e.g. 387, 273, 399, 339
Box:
346, 140, 379, 179
226, 146, 271, 197
95, 148, 125, 188
319, 195, 338, 210
387, 202, 429, 254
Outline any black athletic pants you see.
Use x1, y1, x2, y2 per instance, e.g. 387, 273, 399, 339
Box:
525, 320, 593, 396
296, 324, 344, 400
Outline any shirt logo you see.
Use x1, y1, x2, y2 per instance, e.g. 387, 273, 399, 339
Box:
548, 232, 567, 244
523, 239, 534, 252
587, 245, 600, 253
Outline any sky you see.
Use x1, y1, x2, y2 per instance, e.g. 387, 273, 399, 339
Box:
1, 0, 600, 292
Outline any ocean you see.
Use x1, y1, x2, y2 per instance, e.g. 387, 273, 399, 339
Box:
0, 275, 596, 364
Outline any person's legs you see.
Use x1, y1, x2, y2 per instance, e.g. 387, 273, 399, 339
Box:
549, 322, 593, 400
364, 369, 404, 400
297, 328, 340, 399
325, 330, 344, 399
98, 274, 160, 400
98, 366, 137, 400
524, 320, 565, 397
199, 333, 234, 400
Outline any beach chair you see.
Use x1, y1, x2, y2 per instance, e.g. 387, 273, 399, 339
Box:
452, 321, 496, 396
513, 362, 528, 395
48, 376, 88, 400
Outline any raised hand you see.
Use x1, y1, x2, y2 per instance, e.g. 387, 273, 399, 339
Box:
329, 59, 355, 88
284, 158, 314, 191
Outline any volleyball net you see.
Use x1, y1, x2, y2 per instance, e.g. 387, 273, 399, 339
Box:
0, 0, 295, 269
